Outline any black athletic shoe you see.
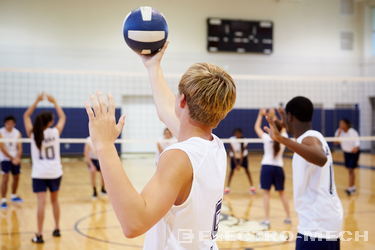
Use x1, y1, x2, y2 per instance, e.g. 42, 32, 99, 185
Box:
31, 234, 44, 244
345, 188, 356, 196
92, 188, 98, 199
345, 188, 352, 196
101, 187, 107, 195
52, 229, 61, 237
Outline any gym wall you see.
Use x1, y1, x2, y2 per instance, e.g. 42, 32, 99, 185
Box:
0, 0, 368, 75
0, 0, 374, 151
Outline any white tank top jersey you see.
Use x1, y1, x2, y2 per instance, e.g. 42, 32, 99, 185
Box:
335, 128, 360, 153
261, 132, 287, 167
144, 134, 226, 250
229, 136, 248, 158
293, 130, 343, 239
0, 127, 21, 161
86, 136, 98, 160
31, 127, 62, 179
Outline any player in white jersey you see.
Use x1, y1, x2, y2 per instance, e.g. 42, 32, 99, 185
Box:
155, 128, 177, 163
264, 96, 343, 250
254, 108, 291, 229
334, 119, 360, 196
23, 94, 66, 244
224, 128, 256, 195
0, 116, 23, 209
85, 42, 236, 249
84, 136, 106, 198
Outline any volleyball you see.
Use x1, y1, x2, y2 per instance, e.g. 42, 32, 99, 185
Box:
123, 6, 168, 55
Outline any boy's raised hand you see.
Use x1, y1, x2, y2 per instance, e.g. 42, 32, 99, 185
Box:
139, 42, 169, 69
85, 93, 125, 150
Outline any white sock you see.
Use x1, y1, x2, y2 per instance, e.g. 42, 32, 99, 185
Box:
11, 194, 17, 199
1, 198, 6, 203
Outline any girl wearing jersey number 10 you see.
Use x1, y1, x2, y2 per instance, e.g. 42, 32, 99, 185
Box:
23, 93, 66, 244
254, 108, 291, 229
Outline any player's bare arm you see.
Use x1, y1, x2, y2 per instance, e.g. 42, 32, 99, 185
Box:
46, 95, 66, 135
264, 114, 327, 167
23, 94, 44, 137
85, 93, 192, 238
254, 109, 266, 138
138, 42, 180, 137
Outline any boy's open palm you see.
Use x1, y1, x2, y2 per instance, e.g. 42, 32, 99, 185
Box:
85, 93, 125, 149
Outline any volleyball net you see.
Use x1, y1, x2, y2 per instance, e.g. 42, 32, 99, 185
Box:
0, 67, 374, 154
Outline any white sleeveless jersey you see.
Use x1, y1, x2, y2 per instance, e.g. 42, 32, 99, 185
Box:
144, 134, 227, 250
261, 132, 287, 167
228, 136, 248, 158
0, 127, 21, 161
293, 130, 343, 239
31, 127, 62, 179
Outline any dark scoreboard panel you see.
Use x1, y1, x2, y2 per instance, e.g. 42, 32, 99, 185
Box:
207, 18, 273, 54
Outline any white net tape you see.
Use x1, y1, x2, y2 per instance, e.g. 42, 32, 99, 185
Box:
0, 137, 373, 144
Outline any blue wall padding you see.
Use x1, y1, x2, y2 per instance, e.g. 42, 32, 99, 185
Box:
0, 107, 122, 156
213, 107, 360, 151
1, 106, 359, 154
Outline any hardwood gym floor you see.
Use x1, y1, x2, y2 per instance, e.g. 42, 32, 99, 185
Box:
0, 152, 374, 250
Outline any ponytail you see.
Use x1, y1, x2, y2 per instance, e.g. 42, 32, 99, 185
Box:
32, 112, 53, 150
273, 120, 283, 158
273, 141, 281, 157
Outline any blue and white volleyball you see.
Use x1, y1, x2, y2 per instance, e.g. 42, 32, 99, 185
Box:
123, 6, 168, 55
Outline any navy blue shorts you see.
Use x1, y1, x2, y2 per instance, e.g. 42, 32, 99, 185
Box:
344, 151, 360, 169
230, 156, 248, 169
32, 177, 62, 193
296, 233, 340, 250
260, 164, 285, 191
1, 161, 21, 175
90, 159, 101, 171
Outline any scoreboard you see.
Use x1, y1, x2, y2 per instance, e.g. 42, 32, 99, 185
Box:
207, 18, 273, 54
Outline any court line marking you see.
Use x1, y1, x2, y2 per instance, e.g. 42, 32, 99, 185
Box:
73, 209, 143, 248
73, 209, 294, 249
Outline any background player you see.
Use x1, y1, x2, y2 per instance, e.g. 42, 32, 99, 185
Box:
155, 128, 177, 163
85, 42, 236, 249
84, 136, 106, 198
335, 119, 360, 196
225, 128, 256, 194
0, 116, 23, 208
254, 108, 291, 228
264, 96, 343, 250
23, 94, 66, 244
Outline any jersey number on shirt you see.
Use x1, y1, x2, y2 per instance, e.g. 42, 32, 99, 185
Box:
211, 199, 222, 240
39, 146, 55, 160
325, 146, 333, 195
329, 163, 333, 195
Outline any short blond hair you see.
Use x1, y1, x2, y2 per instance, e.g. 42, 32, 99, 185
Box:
178, 63, 236, 127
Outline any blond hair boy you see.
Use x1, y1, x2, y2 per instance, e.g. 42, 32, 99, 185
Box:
85, 43, 236, 249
